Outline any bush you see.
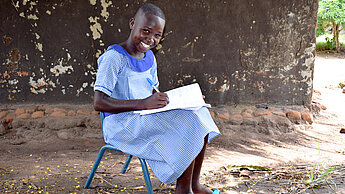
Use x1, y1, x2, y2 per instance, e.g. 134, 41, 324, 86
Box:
316, 41, 330, 51
316, 34, 345, 51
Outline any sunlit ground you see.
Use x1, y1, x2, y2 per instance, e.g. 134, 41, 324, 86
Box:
314, 55, 345, 121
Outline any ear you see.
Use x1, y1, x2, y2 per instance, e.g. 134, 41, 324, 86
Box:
129, 18, 135, 30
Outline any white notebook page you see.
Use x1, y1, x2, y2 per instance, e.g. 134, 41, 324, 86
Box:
134, 83, 210, 115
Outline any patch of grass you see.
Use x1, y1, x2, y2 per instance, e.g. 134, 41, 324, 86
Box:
316, 41, 331, 51
304, 141, 337, 191
338, 139, 345, 154
306, 166, 337, 190
316, 33, 345, 51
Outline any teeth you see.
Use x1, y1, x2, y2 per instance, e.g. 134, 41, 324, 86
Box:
141, 42, 150, 49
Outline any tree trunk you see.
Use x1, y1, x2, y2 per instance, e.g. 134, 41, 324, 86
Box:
332, 22, 340, 52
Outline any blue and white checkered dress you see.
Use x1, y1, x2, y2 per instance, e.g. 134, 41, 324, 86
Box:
94, 45, 220, 184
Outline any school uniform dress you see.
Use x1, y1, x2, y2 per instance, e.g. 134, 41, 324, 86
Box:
94, 44, 220, 184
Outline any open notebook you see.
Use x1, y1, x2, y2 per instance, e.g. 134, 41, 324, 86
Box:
134, 83, 210, 115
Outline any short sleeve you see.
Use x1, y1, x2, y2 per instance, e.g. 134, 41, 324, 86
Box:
94, 49, 123, 96
150, 55, 159, 88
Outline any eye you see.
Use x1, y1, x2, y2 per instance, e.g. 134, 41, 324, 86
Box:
142, 29, 150, 34
155, 34, 162, 39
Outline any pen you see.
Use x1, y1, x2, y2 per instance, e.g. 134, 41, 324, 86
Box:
147, 78, 160, 93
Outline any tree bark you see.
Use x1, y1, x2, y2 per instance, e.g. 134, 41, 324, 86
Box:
332, 22, 340, 52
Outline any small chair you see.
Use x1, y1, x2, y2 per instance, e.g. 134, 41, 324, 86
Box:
84, 112, 154, 194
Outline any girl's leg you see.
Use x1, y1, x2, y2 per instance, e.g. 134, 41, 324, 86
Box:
175, 160, 195, 194
192, 134, 213, 194
175, 134, 211, 194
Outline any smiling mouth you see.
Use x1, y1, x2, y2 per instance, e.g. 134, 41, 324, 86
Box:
140, 42, 151, 49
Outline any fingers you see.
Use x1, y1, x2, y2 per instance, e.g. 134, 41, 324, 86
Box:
156, 91, 168, 97
155, 93, 169, 107
154, 92, 169, 103
143, 92, 169, 109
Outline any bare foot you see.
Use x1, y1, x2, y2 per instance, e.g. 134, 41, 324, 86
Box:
192, 184, 213, 194
175, 186, 194, 194
174, 188, 194, 194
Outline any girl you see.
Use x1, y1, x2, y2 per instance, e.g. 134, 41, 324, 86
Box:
93, 3, 220, 194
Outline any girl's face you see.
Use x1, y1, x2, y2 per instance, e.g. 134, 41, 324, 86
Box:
129, 11, 165, 55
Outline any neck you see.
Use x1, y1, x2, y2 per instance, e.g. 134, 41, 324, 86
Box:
120, 41, 145, 59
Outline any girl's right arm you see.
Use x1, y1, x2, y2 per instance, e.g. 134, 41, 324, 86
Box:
93, 90, 169, 113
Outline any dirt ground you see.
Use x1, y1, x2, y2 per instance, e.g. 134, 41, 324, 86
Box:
1, 52, 345, 193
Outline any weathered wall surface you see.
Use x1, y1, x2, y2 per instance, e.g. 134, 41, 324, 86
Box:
0, 0, 318, 106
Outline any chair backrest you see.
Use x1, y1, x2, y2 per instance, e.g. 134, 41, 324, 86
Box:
99, 112, 105, 134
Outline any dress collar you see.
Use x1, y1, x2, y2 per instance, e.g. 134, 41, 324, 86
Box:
109, 44, 154, 72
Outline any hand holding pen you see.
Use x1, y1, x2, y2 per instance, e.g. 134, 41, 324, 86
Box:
143, 78, 169, 109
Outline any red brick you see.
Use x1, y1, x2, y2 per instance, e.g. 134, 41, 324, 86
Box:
6, 118, 14, 124
253, 110, 272, 117
0, 111, 9, 119
31, 111, 44, 118
272, 112, 286, 117
67, 110, 76, 116
301, 112, 313, 124
50, 111, 66, 117
77, 109, 91, 115
229, 114, 243, 120
287, 110, 301, 120
241, 112, 252, 118
25, 107, 36, 113
37, 106, 47, 111
5, 114, 15, 123
15, 108, 25, 115
53, 108, 66, 112
216, 112, 230, 120
17, 113, 30, 119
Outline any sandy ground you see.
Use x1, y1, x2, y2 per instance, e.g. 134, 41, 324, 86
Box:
197, 53, 345, 193
1, 53, 345, 193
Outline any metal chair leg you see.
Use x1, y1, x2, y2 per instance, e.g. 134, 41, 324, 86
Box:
85, 143, 154, 193
139, 158, 154, 194
87, 112, 155, 192
121, 155, 133, 174
84, 145, 107, 188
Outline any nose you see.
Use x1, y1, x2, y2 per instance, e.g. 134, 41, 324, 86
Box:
146, 34, 155, 45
